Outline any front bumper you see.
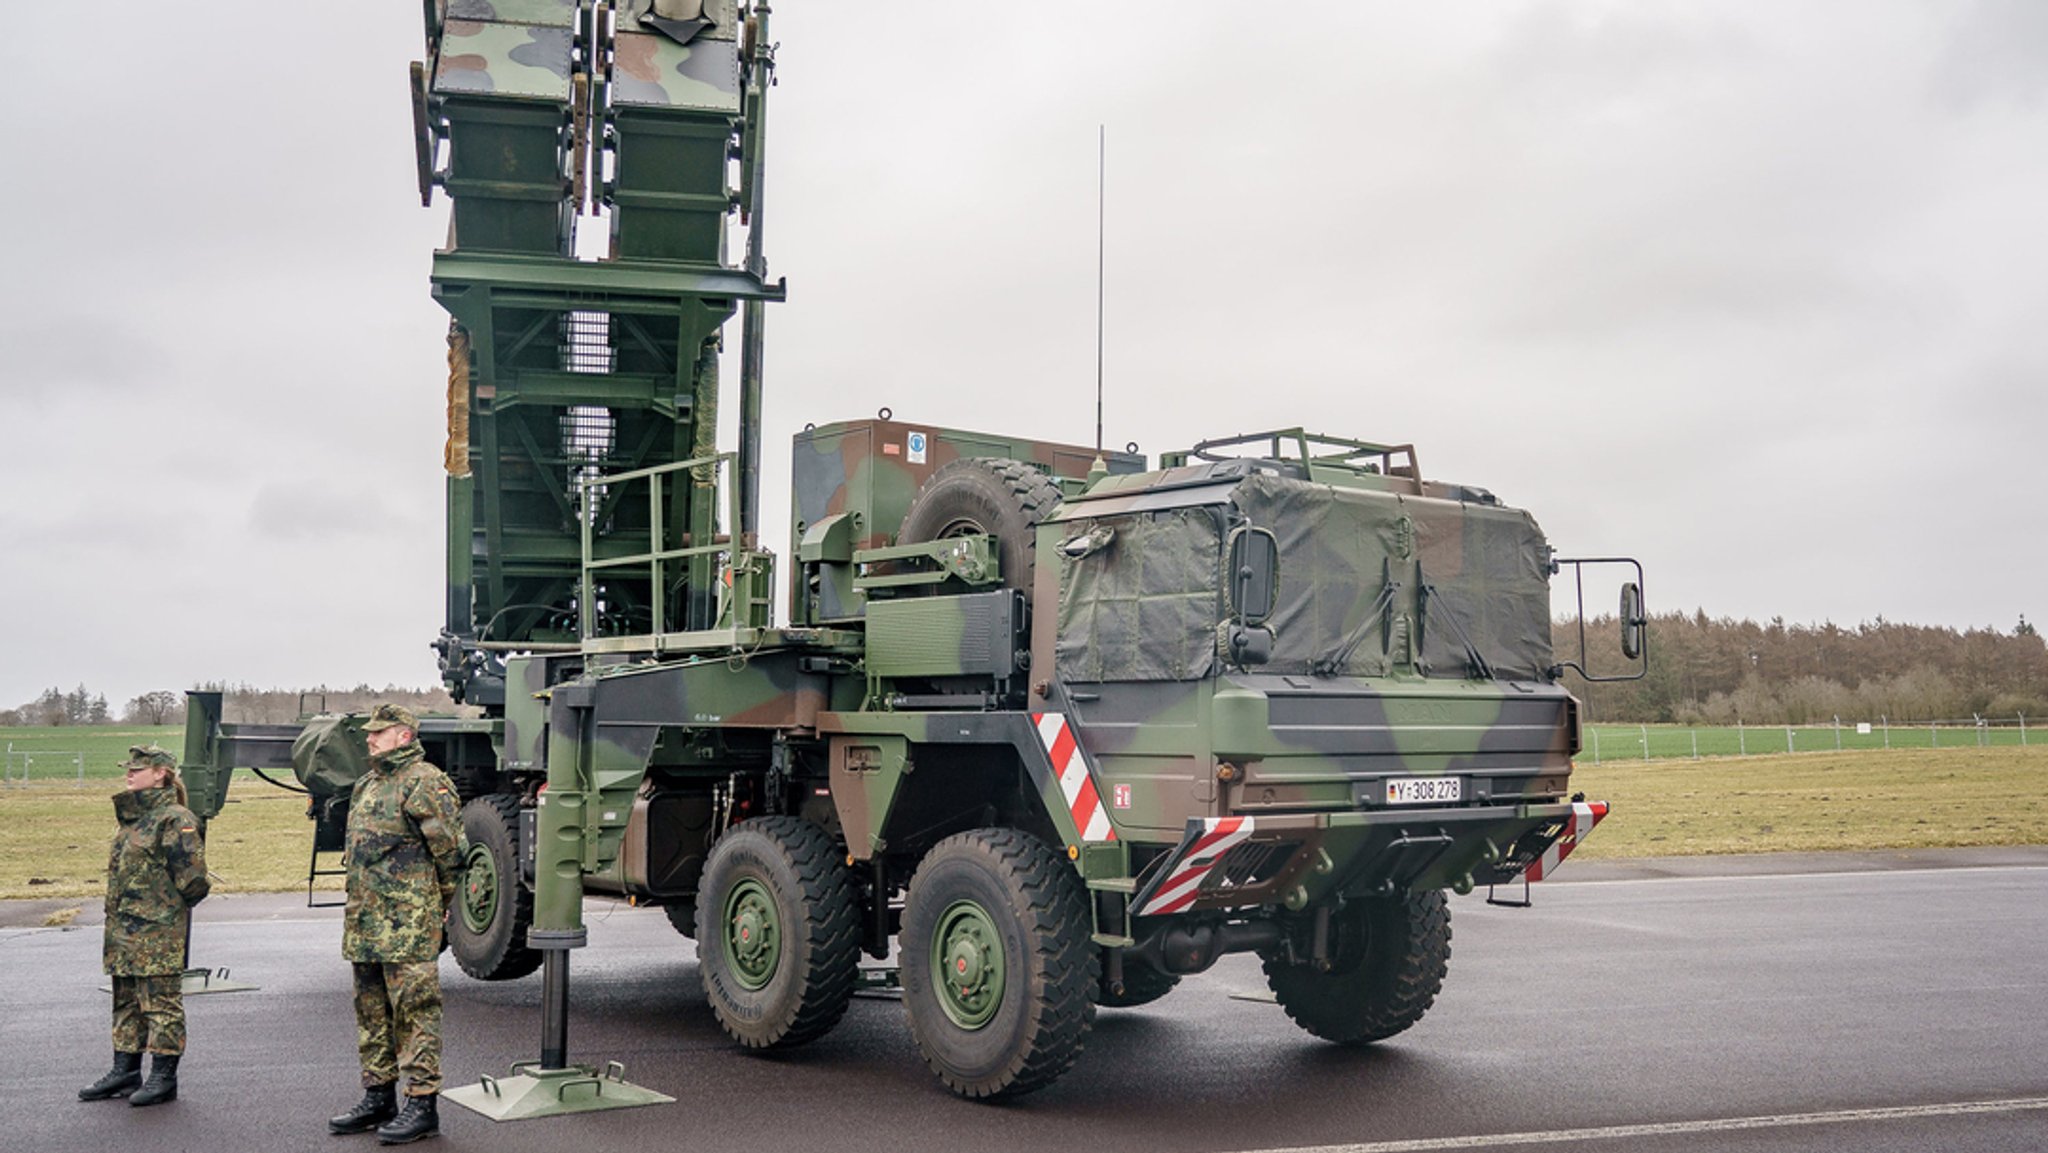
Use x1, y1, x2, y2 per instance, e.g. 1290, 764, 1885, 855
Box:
1130, 800, 1609, 916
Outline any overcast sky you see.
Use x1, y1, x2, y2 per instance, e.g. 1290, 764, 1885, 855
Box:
2, 1, 2043, 711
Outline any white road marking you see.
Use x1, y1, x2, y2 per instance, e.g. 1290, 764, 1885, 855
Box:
1546, 862, 2048, 888
1237, 1097, 2048, 1152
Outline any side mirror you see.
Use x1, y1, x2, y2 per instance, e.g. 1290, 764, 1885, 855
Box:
1551, 556, 1647, 683
1229, 625, 1274, 666
1228, 528, 1279, 626
1619, 582, 1645, 660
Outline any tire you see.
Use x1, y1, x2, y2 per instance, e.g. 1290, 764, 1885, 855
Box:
449, 794, 542, 981
1096, 962, 1180, 1009
897, 459, 1063, 601
449, 763, 498, 805
663, 900, 698, 939
1262, 890, 1450, 1045
901, 829, 1096, 1099
695, 817, 862, 1049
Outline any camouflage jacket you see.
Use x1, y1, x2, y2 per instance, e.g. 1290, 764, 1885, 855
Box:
343, 742, 466, 962
104, 786, 210, 976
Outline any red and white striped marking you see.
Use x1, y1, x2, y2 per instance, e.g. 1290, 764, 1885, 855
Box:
1523, 801, 1608, 882
1033, 713, 1116, 844
1134, 816, 1257, 916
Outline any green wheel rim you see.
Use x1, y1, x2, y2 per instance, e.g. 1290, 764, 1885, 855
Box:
722, 877, 781, 991
931, 899, 1005, 1030
459, 842, 498, 934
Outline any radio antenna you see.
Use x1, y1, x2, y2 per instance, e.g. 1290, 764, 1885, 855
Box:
1095, 124, 1105, 455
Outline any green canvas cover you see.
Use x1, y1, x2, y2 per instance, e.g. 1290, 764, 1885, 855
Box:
291, 714, 374, 799
1230, 474, 1555, 681
1055, 507, 1224, 682
1053, 472, 1554, 684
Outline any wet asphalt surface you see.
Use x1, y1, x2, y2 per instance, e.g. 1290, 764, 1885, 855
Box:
2, 846, 2044, 1153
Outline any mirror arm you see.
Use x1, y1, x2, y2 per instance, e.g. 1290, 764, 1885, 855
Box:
1553, 556, 1649, 684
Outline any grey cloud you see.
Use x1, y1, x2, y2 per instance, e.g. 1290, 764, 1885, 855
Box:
246, 482, 405, 539
2, 1, 2044, 707
1486, 5, 1760, 110
0, 317, 162, 402
1931, 0, 2048, 111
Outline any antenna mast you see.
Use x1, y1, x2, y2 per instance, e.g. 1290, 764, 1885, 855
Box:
1095, 124, 1105, 454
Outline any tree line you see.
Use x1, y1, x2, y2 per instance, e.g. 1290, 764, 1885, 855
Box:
0, 683, 461, 728
1560, 613, 2047, 725
7, 613, 2042, 730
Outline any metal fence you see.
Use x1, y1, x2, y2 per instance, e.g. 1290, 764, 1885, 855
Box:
1584, 715, 2031, 764
3, 744, 87, 786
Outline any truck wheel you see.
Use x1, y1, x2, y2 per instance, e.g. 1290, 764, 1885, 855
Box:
695, 816, 861, 1049
663, 900, 698, 939
897, 459, 1063, 601
901, 829, 1096, 1099
1262, 890, 1450, 1045
1096, 962, 1180, 1009
449, 794, 542, 981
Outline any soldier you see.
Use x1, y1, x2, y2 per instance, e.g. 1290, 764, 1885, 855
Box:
79, 745, 209, 1107
328, 704, 466, 1145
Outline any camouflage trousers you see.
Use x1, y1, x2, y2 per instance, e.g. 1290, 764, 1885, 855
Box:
111, 973, 185, 1055
351, 961, 442, 1094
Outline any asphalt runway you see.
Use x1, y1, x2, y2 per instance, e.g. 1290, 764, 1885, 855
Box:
4, 848, 2044, 1153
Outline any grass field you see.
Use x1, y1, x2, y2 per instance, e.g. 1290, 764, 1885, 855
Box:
4, 746, 2043, 904
1569, 745, 2048, 858
0, 779, 326, 902
1, 725, 183, 783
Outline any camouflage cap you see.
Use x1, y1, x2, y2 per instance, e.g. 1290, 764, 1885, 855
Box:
120, 744, 177, 771
362, 703, 419, 733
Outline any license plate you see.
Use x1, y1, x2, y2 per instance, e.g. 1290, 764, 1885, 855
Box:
1385, 776, 1462, 805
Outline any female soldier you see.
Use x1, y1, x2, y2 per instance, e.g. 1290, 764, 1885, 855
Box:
78, 745, 210, 1106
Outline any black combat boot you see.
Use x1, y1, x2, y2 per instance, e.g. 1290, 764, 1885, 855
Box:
375, 1092, 439, 1145
78, 1051, 143, 1100
329, 1083, 399, 1134
128, 1053, 179, 1106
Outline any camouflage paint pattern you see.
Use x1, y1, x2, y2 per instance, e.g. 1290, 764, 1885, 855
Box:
111, 974, 187, 1056
1020, 453, 1586, 908
447, 0, 579, 26
120, 745, 177, 771
420, 0, 777, 695
499, 654, 558, 775
527, 421, 1594, 926
343, 743, 467, 963
104, 786, 209, 976
531, 634, 860, 930
403, 0, 1603, 956
822, 712, 1070, 853
611, 32, 741, 110
434, 20, 575, 100
352, 961, 445, 1093
788, 418, 1142, 625
862, 590, 1023, 682
792, 417, 1143, 555
364, 702, 421, 732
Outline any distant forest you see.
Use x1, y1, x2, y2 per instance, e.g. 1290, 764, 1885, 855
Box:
8, 616, 2044, 730
1558, 613, 2047, 725
1, 683, 459, 728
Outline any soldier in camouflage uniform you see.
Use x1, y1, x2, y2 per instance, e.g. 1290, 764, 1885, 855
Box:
328, 704, 466, 1144
79, 745, 209, 1107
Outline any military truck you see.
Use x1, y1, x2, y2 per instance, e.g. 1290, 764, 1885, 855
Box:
179, 0, 1644, 1102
